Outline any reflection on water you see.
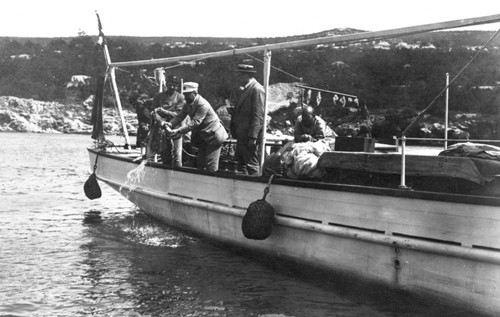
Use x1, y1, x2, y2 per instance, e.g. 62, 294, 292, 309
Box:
0, 133, 490, 317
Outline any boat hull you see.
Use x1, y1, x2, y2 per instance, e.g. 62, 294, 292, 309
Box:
89, 148, 500, 316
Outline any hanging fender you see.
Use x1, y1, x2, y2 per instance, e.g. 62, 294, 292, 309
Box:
84, 153, 102, 200
242, 174, 275, 240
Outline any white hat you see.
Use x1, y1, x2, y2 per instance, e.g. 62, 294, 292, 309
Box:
183, 82, 199, 93
237, 64, 256, 73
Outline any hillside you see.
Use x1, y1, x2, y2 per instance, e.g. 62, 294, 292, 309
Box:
1, 28, 499, 113
2, 28, 499, 47
1, 27, 500, 142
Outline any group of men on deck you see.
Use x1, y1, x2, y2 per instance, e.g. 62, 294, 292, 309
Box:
130, 64, 337, 174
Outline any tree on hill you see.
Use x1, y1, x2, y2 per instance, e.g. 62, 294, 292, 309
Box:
0, 31, 498, 117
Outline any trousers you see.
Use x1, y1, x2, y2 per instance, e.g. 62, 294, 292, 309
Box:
161, 136, 183, 167
197, 141, 222, 172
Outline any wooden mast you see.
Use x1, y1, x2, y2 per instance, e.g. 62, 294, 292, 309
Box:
97, 12, 131, 148
109, 14, 500, 68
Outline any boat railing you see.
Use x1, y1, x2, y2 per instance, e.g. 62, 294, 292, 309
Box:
397, 136, 500, 189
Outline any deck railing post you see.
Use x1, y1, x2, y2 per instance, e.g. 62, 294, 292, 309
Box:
445, 72, 450, 150
398, 136, 411, 190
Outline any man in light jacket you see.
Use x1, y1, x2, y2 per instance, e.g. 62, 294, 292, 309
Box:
230, 64, 265, 175
164, 82, 228, 172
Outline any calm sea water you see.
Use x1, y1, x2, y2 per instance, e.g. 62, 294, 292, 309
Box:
0, 133, 486, 317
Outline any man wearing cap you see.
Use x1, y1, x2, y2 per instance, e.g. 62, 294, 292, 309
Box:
152, 76, 186, 167
231, 64, 265, 175
164, 82, 228, 172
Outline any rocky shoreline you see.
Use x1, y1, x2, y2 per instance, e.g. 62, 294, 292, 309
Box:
1, 93, 498, 143
0, 96, 136, 135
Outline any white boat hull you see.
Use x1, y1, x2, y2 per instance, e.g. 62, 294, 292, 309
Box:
89, 149, 500, 316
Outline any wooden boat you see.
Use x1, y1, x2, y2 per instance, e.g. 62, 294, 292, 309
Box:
87, 14, 500, 316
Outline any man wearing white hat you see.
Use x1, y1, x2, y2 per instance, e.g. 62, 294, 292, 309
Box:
164, 82, 228, 172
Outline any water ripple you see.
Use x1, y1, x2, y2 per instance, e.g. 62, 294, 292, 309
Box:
0, 133, 488, 317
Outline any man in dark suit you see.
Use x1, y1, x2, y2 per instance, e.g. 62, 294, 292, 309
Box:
230, 64, 265, 175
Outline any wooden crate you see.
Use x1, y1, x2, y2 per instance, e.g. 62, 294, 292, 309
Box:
334, 137, 375, 152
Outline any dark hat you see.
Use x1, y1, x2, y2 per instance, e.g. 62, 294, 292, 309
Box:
167, 75, 179, 84
237, 64, 256, 73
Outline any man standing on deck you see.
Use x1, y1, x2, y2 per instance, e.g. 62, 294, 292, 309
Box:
162, 82, 228, 172
152, 76, 186, 166
230, 64, 265, 175
128, 93, 153, 154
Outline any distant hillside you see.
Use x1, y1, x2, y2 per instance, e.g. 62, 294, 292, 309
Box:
0, 28, 365, 47
1, 28, 499, 122
2, 28, 499, 47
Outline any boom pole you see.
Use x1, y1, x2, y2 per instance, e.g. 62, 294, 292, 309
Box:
109, 14, 500, 68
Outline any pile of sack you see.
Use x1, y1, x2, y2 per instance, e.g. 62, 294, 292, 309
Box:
264, 138, 334, 179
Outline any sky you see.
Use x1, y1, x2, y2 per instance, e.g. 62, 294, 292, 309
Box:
1, 0, 500, 38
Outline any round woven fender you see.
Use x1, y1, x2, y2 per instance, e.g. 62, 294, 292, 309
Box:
84, 173, 102, 200
242, 199, 275, 240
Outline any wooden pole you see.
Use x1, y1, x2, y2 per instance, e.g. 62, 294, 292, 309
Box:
109, 14, 500, 68
109, 67, 131, 148
259, 49, 272, 175
445, 73, 450, 150
100, 28, 132, 148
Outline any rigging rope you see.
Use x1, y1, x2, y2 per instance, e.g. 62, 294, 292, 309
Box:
115, 67, 131, 74
161, 55, 214, 71
244, 53, 303, 82
402, 27, 500, 136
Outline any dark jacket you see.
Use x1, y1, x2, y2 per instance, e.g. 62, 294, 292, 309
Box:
231, 79, 265, 143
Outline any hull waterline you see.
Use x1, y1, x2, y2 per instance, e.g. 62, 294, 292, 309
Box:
89, 148, 500, 316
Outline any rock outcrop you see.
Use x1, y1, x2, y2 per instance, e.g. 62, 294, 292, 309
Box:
0, 96, 137, 135
1, 84, 499, 142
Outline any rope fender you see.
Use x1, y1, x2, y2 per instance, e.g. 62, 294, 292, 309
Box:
84, 152, 102, 200
242, 174, 276, 240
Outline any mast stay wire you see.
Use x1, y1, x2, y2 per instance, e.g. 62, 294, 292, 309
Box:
402, 27, 500, 136
243, 53, 304, 82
